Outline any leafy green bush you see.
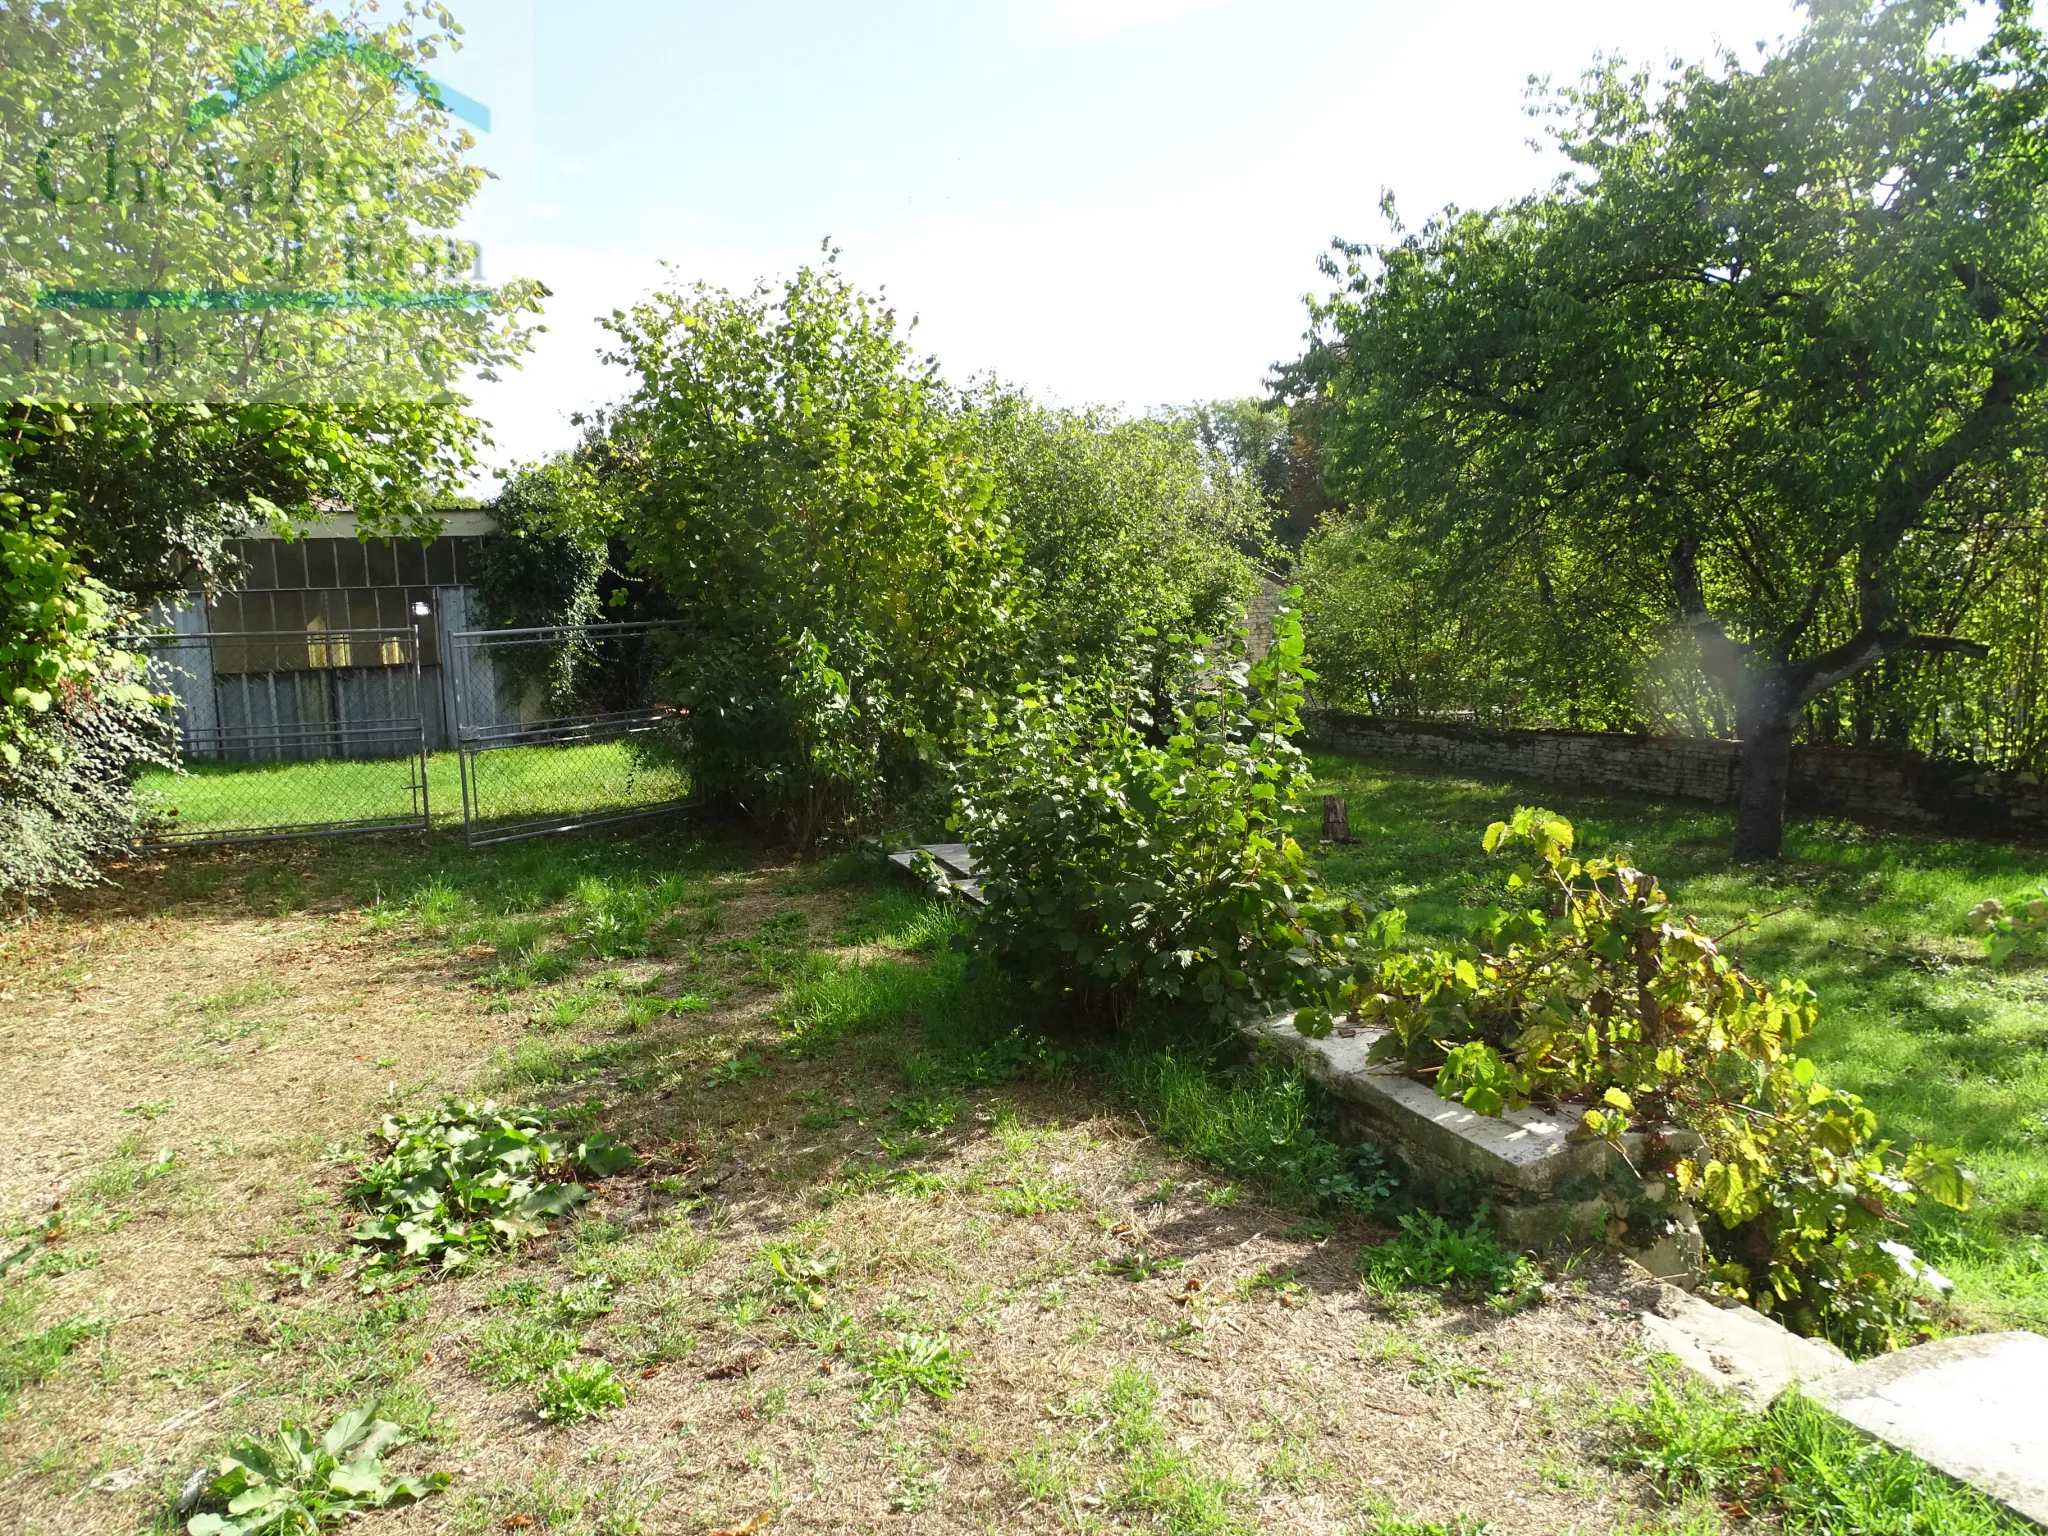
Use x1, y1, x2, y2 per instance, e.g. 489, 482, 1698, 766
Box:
1323, 808, 1973, 1351
950, 602, 1359, 1024
348, 1100, 636, 1284
1360, 1213, 1541, 1305
184, 1403, 448, 1535
2, 493, 169, 901
606, 260, 1020, 845
534, 1359, 625, 1425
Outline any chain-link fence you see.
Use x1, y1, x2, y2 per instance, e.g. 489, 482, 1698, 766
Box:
447, 621, 691, 846
135, 627, 431, 846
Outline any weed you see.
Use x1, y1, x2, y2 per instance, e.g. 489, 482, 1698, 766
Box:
761, 1241, 844, 1309
1374, 1335, 1497, 1395
184, 1403, 448, 1535
536, 1359, 626, 1424
1235, 1265, 1303, 1303
1359, 1508, 1496, 1536
554, 1279, 616, 1323
1603, 1364, 2033, 1532
858, 1331, 970, 1410
1096, 1250, 1185, 1282
1071, 1364, 1249, 1535
888, 1093, 963, 1133
704, 1046, 770, 1087
348, 1099, 635, 1282
1361, 1212, 1542, 1303
469, 1316, 579, 1388
992, 1177, 1080, 1216
0, 1304, 104, 1420
73, 1135, 180, 1211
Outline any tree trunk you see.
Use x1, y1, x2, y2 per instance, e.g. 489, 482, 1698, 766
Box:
1321, 795, 1353, 843
1733, 703, 1798, 861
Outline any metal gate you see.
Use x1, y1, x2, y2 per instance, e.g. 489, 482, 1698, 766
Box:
447, 621, 690, 846
138, 627, 431, 846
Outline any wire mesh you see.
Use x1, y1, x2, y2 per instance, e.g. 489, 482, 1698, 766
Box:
134, 627, 431, 846
448, 621, 691, 846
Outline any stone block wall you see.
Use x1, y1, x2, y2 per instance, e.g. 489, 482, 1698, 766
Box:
1306, 710, 2048, 843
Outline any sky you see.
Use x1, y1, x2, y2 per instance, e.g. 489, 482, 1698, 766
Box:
434, 0, 1812, 480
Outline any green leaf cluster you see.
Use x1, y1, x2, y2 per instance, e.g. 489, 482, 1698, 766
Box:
2, 0, 542, 407
533, 1358, 625, 1426
184, 1403, 447, 1535
347, 1098, 635, 1283
949, 601, 1363, 1024
1966, 889, 2048, 967
1, 494, 152, 761
603, 257, 1021, 845
1301, 2, 2048, 853
1324, 807, 1974, 1351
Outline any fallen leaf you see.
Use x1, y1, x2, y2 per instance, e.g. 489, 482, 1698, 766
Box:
421, 1350, 435, 1365
641, 1363, 667, 1380
705, 1348, 766, 1381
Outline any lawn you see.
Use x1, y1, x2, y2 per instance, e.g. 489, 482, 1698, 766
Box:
1, 756, 2039, 1535
134, 740, 688, 842
1302, 750, 2048, 1336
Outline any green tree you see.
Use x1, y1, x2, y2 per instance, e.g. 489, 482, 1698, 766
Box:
3, 400, 493, 603
1, 0, 539, 406
967, 392, 1265, 665
1309, 0, 2048, 857
0, 0, 539, 602
603, 258, 1019, 844
0, 423, 167, 898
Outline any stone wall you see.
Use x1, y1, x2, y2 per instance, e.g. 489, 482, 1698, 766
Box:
1306, 710, 2048, 843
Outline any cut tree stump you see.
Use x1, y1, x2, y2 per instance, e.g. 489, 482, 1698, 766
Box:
1322, 795, 1353, 843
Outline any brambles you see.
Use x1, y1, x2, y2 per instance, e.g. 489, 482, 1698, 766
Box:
348, 1100, 636, 1284
183, 1403, 448, 1535
1324, 808, 1973, 1350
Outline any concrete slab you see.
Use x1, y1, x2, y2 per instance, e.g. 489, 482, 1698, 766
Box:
1245, 1013, 1609, 1191
887, 845, 984, 905
1637, 1288, 1847, 1406
1807, 1330, 2048, 1528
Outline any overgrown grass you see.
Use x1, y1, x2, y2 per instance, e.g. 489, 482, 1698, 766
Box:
1606, 1364, 2035, 1534
1103, 1039, 1398, 1215
1304, 750, 2048, 1332
0, 1288, 102, 1422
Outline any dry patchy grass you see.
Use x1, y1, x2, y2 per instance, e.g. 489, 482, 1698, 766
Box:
0, 829, 1710, 1536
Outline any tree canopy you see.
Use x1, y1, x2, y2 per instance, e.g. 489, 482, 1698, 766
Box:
601, 259, 1021, 843
1308, 0, 2048, 855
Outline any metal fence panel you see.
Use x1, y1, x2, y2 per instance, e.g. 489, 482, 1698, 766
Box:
449, 622, 691, 846
137, 628, 431, 846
